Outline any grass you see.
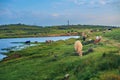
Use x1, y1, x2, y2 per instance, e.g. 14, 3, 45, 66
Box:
104, 28, 120, 42
0, 27, 120, 80
0, 24, 109, 38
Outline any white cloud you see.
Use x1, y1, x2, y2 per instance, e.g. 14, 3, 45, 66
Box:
73, 0, 85, 5
99, 0, 107, 5
51, 13, 60, 17
70, 0, 112, 6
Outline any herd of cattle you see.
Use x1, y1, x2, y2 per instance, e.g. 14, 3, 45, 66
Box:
74, 28, 112, 56
24, 28, 113, 57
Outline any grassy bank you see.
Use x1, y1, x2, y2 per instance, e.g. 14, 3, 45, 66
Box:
0, 27, 120, 80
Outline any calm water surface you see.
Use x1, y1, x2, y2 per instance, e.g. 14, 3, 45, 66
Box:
0, 36, 79, 60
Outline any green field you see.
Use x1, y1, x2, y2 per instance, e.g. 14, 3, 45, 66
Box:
0, 24, 108, 38
0, 24, 120, 80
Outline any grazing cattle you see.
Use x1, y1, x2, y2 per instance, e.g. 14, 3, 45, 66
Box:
106, 28, 112, 32
74, 40, 83, 56
35, 41, 38, 43
46, 40, 53, 44
90, 30, 93, 33
81, 32, 87, 41
94, 36, 102, 44
82, 32, 85, 37
88, 39, 94, 44
88, 30, 92, 34
82, 35, 87, 41
25, 40, 31, 44
108, 28, 112, 31
63, 74, 70, 80
103, 31, 106, 34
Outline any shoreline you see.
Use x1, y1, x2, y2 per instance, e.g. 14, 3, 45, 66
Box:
0, 35, 79, 60
0, 33, 79, 39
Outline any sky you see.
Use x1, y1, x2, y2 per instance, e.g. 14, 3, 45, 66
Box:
0, 0, 120, 26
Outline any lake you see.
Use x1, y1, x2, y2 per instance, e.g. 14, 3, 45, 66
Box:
0, 36, 79, 60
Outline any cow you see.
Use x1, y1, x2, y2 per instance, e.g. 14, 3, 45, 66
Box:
74, 40, 83, 56
25, 40, 31, 44
45, 40, 53, 44
94, 36, 102, 44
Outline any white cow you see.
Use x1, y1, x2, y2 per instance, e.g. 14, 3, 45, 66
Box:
74, 40, 83, 56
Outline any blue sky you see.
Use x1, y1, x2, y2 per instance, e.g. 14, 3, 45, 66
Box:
0, 0, 120, 26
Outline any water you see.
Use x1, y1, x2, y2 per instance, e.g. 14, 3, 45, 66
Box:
0, 36, 79, 60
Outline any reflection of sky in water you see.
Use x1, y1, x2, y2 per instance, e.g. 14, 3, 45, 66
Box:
0, 54, 6, 60
0, 36, 79, 60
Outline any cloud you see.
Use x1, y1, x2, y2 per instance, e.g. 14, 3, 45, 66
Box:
0, 0, 119, 26
51, 13, 60, 17
99, 0, 106, 5
73, 0, 85, 5
70, 0, 113, 6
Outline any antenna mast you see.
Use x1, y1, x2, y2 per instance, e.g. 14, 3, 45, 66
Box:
67, 20, 69, 27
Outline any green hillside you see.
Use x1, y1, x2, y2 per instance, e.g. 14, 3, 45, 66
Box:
0, 24, 109, 38
0, 27, 120, 80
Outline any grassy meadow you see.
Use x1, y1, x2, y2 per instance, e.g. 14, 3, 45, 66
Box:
0, 24, 120, 80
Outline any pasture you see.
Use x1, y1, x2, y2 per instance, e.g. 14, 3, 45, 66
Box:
0, 25, 120, 80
